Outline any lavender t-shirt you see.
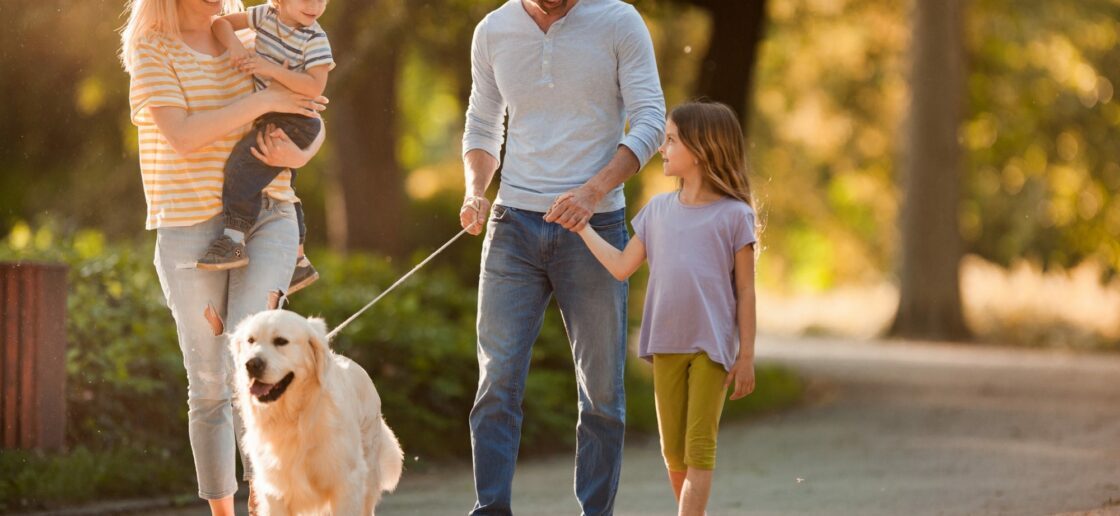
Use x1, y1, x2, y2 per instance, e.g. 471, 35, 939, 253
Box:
632, 192, 757, 371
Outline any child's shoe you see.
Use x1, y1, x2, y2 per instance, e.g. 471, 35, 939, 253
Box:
288, 256, 319, 294
197, 235, 249, 271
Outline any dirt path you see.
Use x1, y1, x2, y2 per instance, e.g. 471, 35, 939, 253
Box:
158, 336, 1120, 515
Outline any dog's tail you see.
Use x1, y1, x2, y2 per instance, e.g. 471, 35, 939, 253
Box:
377, 416, 404, 492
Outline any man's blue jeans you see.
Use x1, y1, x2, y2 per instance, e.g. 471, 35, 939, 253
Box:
470, 205, 628, 516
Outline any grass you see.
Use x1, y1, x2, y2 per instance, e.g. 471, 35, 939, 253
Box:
0, 446, 198, 513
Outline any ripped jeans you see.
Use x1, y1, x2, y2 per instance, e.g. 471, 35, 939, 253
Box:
154, 197, 298, 499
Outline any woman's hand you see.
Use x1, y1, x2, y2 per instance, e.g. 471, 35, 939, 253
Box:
724, 357, 756, 400
256, 83, 328, 118
250, 124, 314, 169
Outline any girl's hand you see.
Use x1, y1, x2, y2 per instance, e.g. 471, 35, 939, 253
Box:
257, 83, 327, 118
724, 358, 756, 400
250, 124, 312, 169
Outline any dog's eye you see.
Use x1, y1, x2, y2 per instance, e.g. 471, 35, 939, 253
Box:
273, 337, 289, 347
248, 336, 255, 344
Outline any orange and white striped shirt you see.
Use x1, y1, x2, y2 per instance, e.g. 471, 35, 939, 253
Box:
128, 32, 298, 230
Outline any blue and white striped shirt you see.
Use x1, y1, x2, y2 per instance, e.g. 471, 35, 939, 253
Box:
247, 5, 335, 91
462, 0, 666, 213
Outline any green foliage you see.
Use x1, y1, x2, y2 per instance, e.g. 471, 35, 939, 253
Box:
964, 0, 1120, 272
0, 447, 195, 512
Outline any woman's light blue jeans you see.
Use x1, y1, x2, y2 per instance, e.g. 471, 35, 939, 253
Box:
153, 198, 298, 499
470, 205, 628, 516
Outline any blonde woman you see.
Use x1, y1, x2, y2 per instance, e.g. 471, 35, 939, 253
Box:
120, 0, 327, 513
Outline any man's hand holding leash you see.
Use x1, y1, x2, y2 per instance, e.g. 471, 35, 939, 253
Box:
460, 195, 492, 235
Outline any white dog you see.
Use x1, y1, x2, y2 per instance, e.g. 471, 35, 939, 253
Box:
230, 309, 403, 515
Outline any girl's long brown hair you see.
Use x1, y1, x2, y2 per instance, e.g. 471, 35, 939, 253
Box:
669, 101, 754, 208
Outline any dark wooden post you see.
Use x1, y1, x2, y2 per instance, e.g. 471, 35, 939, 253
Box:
0, 262, 68, 450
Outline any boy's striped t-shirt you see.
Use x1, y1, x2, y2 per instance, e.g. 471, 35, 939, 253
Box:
247, 5, 335, 91
128, 32, 298, 230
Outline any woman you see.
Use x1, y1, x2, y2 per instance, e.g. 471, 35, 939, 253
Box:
119, 0, 327, 513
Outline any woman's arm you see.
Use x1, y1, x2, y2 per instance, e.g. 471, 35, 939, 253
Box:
726, 244, 757, 400
576, 225, 646, 281
150, 86, 326, 155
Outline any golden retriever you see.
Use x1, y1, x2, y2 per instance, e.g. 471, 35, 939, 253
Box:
230, 309, 403, 515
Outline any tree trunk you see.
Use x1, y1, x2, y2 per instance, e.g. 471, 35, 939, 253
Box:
686, 0, 768, 131
889, 0, 970, 340
324, 1, 407, 256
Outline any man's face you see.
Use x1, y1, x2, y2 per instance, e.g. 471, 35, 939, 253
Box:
528, 0, 569, 14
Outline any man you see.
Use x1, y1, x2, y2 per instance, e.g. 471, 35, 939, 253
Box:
458, 0, 665, 514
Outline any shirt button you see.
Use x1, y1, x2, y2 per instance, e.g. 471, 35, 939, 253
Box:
549, 83, 555, 88
543, 60, 549, 65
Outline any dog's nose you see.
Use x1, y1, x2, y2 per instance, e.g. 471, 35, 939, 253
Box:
245, 357, 266, 378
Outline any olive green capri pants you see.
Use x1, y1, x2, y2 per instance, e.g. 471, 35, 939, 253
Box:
653, 352, 728, 471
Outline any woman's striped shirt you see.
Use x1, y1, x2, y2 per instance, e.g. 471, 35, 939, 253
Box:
128, 32, 298, 230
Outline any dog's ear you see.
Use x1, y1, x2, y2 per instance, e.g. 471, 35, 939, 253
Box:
307, 317, 331, 384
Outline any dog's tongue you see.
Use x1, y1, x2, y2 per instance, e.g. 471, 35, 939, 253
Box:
250, 381, 273, 397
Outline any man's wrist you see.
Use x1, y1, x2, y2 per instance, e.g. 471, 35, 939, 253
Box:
581, 182, 607, 205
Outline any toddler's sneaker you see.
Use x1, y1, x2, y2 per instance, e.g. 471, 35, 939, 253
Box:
288, 256, 319, 294
197, 235, 249, 271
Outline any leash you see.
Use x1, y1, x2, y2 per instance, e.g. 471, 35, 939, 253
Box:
325, 227, 471, 340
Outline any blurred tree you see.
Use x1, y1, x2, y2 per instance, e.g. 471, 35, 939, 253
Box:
889, 0, 970, 340
962, 0, 1120, 275
0, 0, 137, 236
672, 0, 768, 130
321, 0, 408, 255
318, 0, 501, 256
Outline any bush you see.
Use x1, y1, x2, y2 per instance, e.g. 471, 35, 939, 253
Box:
0, 447, 195, 512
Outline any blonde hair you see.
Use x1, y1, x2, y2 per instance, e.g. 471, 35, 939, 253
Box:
118, 0, 244, 72
669, 101, 754, 208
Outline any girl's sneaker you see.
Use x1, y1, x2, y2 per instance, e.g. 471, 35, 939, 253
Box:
288, 256, 319, 294
197, 235, 249, 271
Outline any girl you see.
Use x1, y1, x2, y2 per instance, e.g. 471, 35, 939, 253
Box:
119, 0, 326, 513
572, 101, 757, 515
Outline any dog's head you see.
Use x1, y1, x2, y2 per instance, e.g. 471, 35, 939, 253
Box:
230, 309, 331, 406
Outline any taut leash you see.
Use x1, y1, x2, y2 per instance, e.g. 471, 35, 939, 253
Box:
325, 228, 471, 340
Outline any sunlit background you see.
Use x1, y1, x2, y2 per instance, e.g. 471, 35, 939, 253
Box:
1, 0, 1119, 509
